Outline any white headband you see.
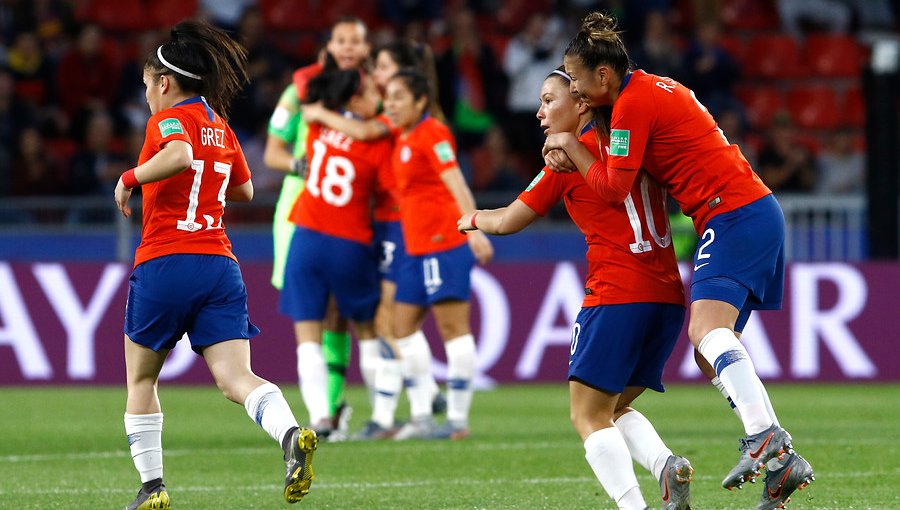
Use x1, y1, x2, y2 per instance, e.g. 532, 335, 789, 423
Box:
551, 69, 571, 81
157, 45, 202, 80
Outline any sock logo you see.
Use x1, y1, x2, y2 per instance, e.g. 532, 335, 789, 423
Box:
127, 433, 140, 446
713, 349, 748, 376
255, 399, 270, 427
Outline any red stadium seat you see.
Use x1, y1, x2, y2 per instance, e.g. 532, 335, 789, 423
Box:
804, 34, 864, 78
718, 35, 745, 62
735, 85, 785, 128
149, 0, 198, 29
259, 0, 325, 31
721, 0, 779, 30
82, 0, 147, 32
787, 85, 840, 130
743, 35, 806, 79
842, 85, 864, 127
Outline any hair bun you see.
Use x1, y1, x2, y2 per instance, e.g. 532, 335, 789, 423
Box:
581, 12, 621, 44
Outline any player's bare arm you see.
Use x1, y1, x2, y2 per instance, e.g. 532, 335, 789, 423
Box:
440, 167, 494, 265
300, 102, 390, 141
458, 199, 539, 236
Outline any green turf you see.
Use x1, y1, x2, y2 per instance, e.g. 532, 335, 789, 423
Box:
1, 383, 898, 509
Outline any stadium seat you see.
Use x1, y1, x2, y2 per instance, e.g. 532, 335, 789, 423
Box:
718, 35, 745, 62
743, 35, 806, 79
735, 85, 785, 128
148, 0, 198, 29
804, 34, 863, 78
721, 0, 779, 30
259, 0, 326, 31
82, 0, 147, 32
787, 85, 840, 130
842, 85, 864, 127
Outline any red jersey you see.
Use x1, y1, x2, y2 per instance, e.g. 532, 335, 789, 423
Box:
518, 129, 683, 307
373, 114, 400, 222
608, 70, 771, 232
134, 97, 251, 267
392, 116, 466, 255
289, 123, 393, 244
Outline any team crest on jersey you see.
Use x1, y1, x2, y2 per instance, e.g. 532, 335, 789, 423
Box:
433, 141, 455, 163
525, 170, 545, 191
158, 118, 184, 138
400, 146, 412, 163
610, 129, 629, 157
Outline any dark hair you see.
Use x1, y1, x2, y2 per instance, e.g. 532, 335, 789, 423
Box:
565, 12, 631, 77
305, 68, 363, 111
379, 41, 446, 123
145, 20, 248, 121
390, 68, 431, 113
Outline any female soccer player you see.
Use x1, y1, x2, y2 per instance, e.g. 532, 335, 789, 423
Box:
542, 12, 814, 509
264, 17, 371, 437
377, 69, 493, 440
114, 21, 315, 509
278, 68, 394, 438
301, 41, 448, 438
459, 67, 692, 510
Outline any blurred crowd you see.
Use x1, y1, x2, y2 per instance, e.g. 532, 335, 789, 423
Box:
0, 0, 895, 221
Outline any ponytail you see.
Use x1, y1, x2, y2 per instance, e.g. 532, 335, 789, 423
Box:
565, 12, 630, 77
145, 20, 249, 120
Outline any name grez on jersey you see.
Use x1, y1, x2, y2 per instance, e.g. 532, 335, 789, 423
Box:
200, 126, 226, 148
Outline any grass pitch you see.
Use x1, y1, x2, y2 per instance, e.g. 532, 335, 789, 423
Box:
0, 383, 897, 509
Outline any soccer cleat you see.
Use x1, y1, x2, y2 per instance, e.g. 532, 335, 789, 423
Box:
432, 392, 448, 415
393, 417, 436, 440
428, 420, 470, 440
659, 455, 693, 510
284, 427, 318, 504
756, 453, 815, 510
353, 420, 397, 440
723, 424, 793, 490
124, 483, 169, 510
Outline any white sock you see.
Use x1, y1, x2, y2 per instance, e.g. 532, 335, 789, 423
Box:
372, 357, 403, 428
397, 331, 434, 419
411, 332, 441, 398
584, 427, 646, 509
243, 382, 299, 445
444, 334, 476, 425
615, 410, 672, 480
296, 343, 330, 425
699, 328, 773, 435
124, 412, 163, 483
358, 339, 381, 405
711, 375, 742, 420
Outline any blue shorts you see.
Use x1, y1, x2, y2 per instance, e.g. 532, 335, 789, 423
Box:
373, 220, 407, 282
125, 254, 260, 353
568, 303, 685, 394
280, 227, 379, 322
691, 194, 785, 332
395, 243, 475, 307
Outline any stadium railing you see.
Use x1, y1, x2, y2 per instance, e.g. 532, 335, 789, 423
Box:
0, 193, 873, 262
